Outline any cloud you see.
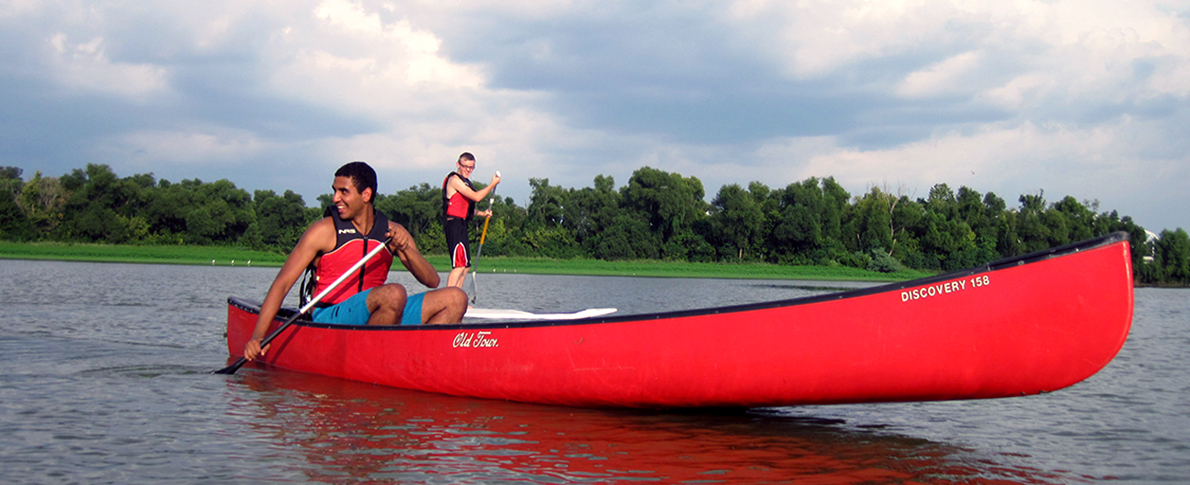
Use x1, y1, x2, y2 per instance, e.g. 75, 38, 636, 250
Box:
725, 0, 1190, 117
0, 0, 1187, 232
0, 0, 40, 19
896, 51, 982, 99
46, 34, 169, 98
744, 115, 1188, 221
269, 0, 487, 119
311, 0, 483, 88
99, 127, 273, 166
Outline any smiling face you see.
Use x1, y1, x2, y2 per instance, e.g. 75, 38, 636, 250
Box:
456, 158, 475, 176
331, 175, 372, 221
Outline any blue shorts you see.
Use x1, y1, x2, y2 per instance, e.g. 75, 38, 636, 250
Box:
311, 289, 425, 326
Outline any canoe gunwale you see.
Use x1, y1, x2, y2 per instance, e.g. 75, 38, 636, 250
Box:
228, 231, 1130, 331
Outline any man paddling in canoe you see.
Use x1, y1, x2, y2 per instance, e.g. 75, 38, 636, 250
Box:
243, 161, 467, 362
442, 152, 501, 289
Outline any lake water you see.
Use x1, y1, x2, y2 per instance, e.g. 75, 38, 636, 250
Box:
0, 259, 1185, 484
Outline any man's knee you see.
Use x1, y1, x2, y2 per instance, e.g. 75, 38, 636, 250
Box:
442, 286, 467, 307
424, 287, 467, 323
368, 284, 408, 310
428, 287, 466, 308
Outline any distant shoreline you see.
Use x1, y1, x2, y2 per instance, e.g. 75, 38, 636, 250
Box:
0, 241, 287, 267
0, 241, 930, 281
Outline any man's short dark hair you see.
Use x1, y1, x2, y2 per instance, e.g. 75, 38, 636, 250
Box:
335, 161, 377, 202
458, 152, 475, 163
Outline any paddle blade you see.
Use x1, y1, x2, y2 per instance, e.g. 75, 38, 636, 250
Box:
211, 357, 248, 374
469, 274, 478, 305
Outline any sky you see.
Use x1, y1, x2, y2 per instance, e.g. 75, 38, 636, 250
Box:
1, 0, 1188, 232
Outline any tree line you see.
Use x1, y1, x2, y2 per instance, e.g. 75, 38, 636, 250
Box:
1, 164, 1187, 286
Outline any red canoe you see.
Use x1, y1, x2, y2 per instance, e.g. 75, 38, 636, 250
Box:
225, 232, 1134, 408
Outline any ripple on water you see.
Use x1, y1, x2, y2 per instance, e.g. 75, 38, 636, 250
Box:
0, 261, 1186, 484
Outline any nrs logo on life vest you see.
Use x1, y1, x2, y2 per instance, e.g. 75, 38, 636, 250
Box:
338, 228, 357, 234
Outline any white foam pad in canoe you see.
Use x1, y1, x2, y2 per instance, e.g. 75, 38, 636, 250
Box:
464, 307, 618, 320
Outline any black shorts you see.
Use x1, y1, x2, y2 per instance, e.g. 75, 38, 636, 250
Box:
445, 218, 470, 269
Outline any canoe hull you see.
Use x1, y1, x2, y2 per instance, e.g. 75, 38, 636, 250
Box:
226, 233, 1134, 408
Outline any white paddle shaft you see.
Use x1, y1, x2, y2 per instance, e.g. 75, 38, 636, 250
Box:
298, 238, 390, 315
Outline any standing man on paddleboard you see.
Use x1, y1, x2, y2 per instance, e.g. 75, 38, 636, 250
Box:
442, 152, 501, 288
243, 161, 467, 362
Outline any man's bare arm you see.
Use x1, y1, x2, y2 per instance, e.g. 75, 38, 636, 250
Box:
389, 221, 440, 289
447, 173, 500, 203
244, 218, 335, 360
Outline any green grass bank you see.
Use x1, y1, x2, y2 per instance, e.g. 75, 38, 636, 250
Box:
0, 241, 931, 281
0, 241, 288, 266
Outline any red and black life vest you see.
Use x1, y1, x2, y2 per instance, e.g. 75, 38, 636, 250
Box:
442, 172, 476, 221
310, 208, 394, 305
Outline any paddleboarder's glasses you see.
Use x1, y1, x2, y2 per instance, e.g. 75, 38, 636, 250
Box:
458, 162, 475, 171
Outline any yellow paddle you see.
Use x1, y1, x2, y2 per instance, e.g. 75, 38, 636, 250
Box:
470, 172, 498, 304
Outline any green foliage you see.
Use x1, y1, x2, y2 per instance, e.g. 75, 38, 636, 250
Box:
18, 171, 67, 235
521, 226, 583, 259
375, 183, 439, 241
710, 183, 763, 260
765, 177, 851, 265
772, 180, 824, 256
0, 184, 32, 241
1154, 228, 1190, 284
621, 167, 708, 246
867, 250, 907, 273
837, 250, 872, 269
254, 189, 316, 250
562, 175, 621, 252
0, 163, 1184, 286
844, 185, 895, 253
526, 178, 566, 230
594, 213, 658, 260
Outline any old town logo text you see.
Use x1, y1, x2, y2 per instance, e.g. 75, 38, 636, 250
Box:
453, 331, 499, 348
901, 275, 991, 302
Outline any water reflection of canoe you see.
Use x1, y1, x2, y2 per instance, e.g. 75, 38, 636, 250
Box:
234, 369, 1085, 484
225, 232, 1134, 409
